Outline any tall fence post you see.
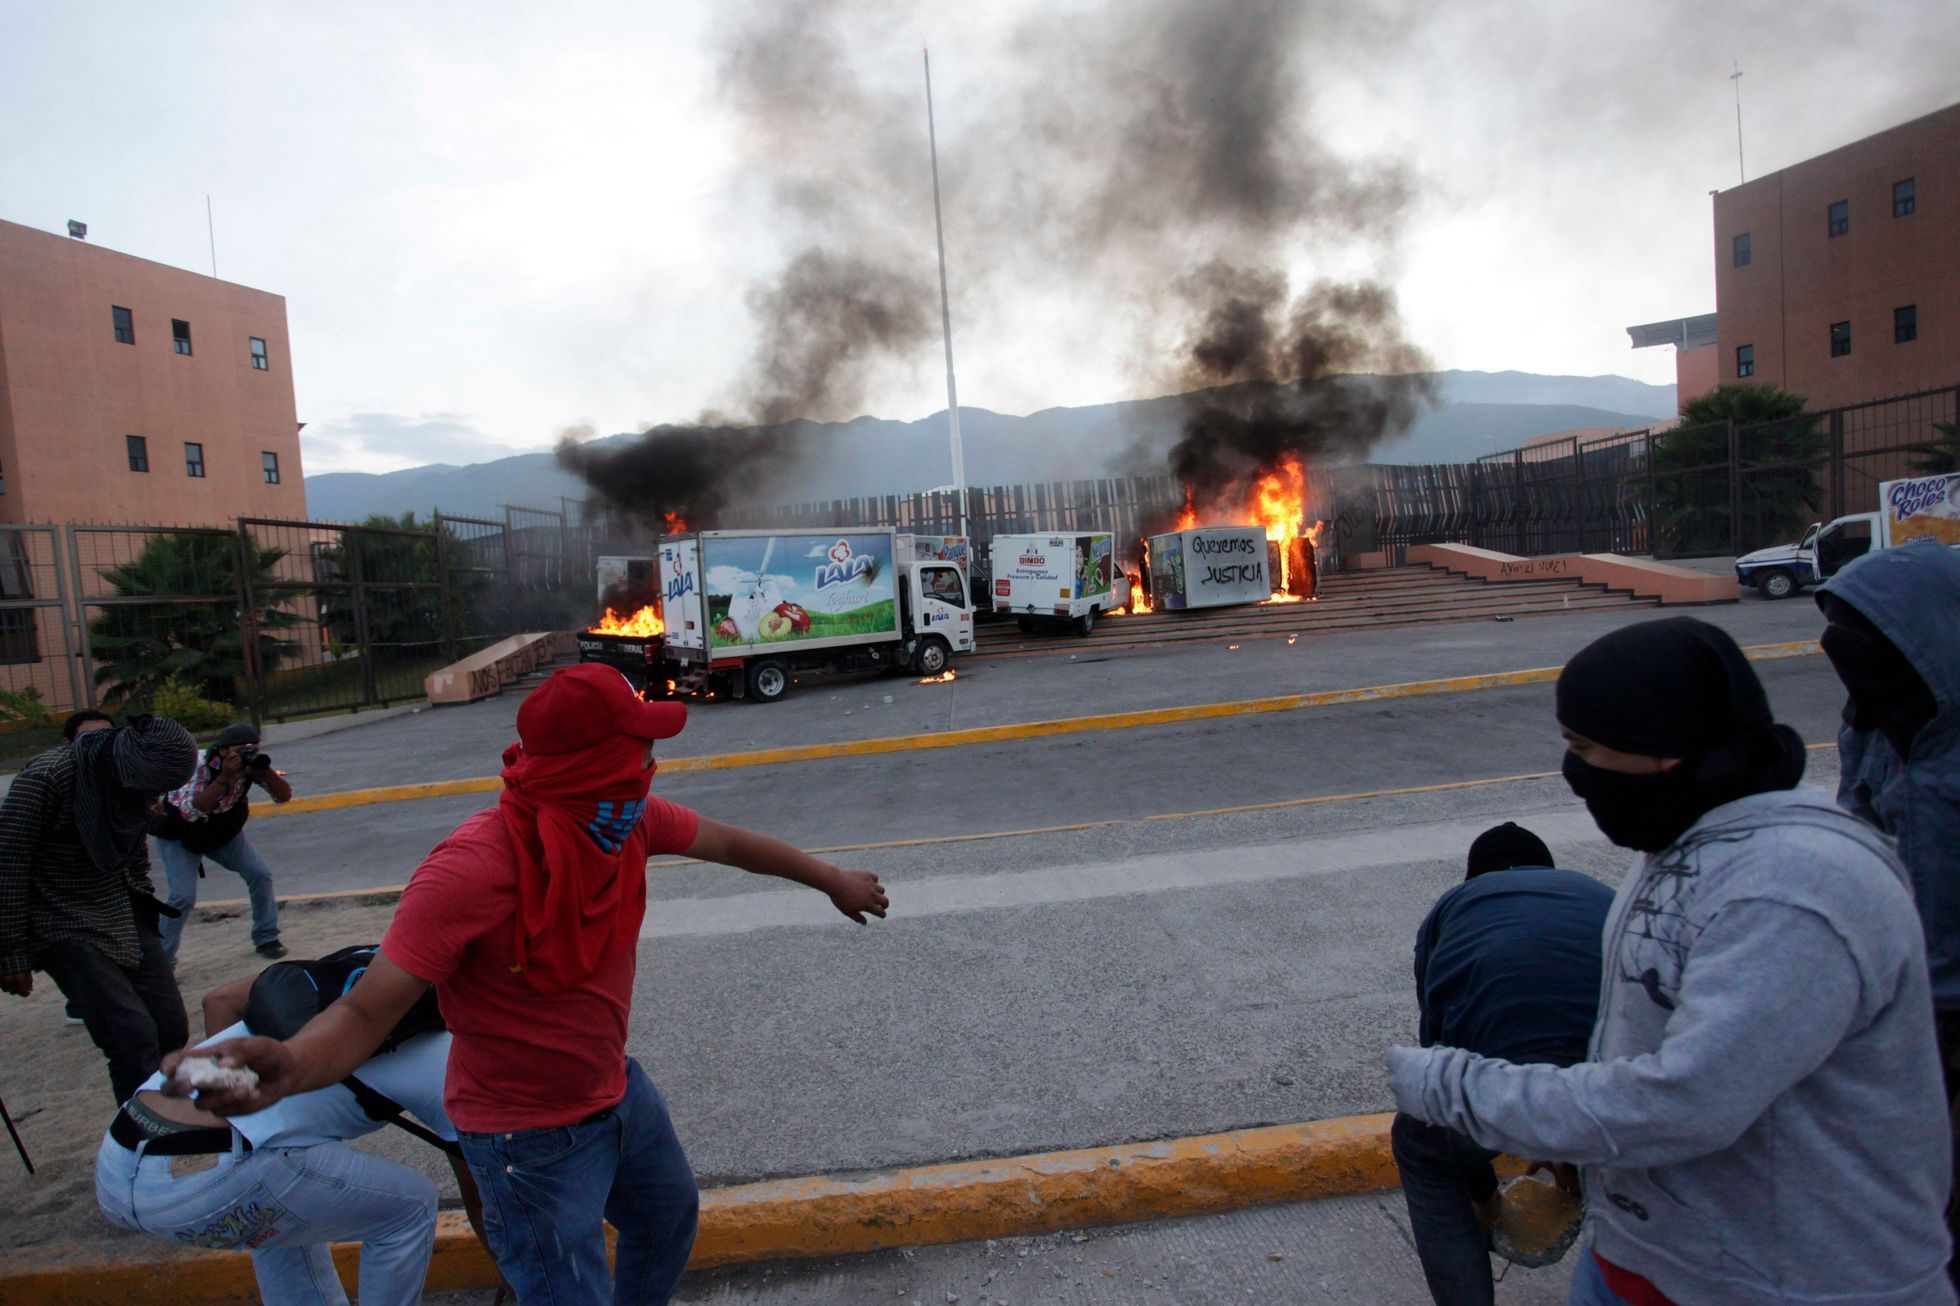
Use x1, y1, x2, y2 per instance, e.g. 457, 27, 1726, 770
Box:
234, 525, 265, 727
1725, 417, 1743, 555
433, 511, 459, 662
346, 528, 378, 708
1644, 431, 1659, 556
64, 526, 98, 710
1828, 410, 1846, 519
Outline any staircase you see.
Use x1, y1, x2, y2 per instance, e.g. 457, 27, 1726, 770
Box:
972, 564, 1659, 657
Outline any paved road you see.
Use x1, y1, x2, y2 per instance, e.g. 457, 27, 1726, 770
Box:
243, 597, 1836, 899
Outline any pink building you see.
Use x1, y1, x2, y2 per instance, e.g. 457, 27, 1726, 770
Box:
0, 218, 306, 527
1712, 102, 1959, 407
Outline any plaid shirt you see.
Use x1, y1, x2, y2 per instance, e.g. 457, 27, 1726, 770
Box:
165, 749, 251, 822
0, 746, 155, 974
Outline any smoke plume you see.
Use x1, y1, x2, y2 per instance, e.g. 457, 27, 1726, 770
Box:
562, 0, 1435, 527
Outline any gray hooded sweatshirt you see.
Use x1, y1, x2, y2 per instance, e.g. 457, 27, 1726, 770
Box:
1819, 536, 1960, 1011
1390, 788, 1953, 1304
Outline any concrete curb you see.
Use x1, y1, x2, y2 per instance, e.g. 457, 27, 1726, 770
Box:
255, 640, 1822, 822
2, 1114, 1404, 1303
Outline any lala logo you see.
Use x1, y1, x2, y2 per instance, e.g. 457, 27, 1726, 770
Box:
815, 539, 876, 590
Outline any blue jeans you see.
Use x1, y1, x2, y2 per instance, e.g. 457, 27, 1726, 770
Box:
459, 1058, 699, 1305
1392, 1111, 1501, 1306
1567, 1243, 1630, 1304
155, 832, 281, 963
96, 1131, 439, 1306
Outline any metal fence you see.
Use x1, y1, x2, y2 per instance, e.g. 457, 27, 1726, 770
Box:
1365, 384, 1958, 563
0, 506, 597, 727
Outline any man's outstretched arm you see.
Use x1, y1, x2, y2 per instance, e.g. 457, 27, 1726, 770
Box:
685, 816, 889, 924
161, 950, 431, 1115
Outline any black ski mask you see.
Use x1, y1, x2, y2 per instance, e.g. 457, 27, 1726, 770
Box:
1555, 618, 1806, 852
1817, 594, 1937, 760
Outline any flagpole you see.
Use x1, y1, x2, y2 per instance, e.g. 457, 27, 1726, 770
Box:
924, 47, 969, 547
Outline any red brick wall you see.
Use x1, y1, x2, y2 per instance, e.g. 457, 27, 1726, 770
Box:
1713, 103, 1960, 409
0, 219, 307, 527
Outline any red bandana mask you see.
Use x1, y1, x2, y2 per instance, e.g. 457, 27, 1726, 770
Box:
497, 732, 656, 993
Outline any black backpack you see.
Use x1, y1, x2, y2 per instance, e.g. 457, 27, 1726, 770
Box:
245, 945, 456, 1155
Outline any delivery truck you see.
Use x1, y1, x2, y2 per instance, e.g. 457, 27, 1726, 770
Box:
989, 532, 1129, 635
654, 528, 974, 702
1145, 526, 1274, 610
1734, 473, 1960, 598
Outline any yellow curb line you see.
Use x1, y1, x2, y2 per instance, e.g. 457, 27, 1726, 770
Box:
202, 738, 1840, 911
255, 640, 1823, 822
0, 1113, 1411, 1303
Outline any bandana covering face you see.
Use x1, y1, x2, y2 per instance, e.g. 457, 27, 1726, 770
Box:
498, 732, 656, 994
70, 715, 197, 875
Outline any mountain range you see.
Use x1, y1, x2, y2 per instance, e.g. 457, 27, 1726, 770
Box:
304, 369, 1676, 524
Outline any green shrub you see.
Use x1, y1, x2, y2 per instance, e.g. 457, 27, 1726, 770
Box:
150, 676, 238, 732
0, 685, 50, 728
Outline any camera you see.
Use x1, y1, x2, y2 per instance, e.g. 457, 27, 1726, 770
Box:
244, 750, 273, 772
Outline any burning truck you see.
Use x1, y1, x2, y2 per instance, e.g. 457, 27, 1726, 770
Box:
579, 529, 974, 704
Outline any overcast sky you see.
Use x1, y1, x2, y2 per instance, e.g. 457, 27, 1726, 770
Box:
3, 1, 1955, 475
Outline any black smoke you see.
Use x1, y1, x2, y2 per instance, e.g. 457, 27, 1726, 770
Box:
561, 0, 1435, 525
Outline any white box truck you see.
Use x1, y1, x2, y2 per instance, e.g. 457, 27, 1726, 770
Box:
657, 528, 974, 701
1734, 473, 1960, 598
989, 532, 1129, 636
1145, 526, 1273, 610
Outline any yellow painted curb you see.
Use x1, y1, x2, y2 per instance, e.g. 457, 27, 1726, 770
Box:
0, 1114, 1402, 1303
255, 640, 1822, 821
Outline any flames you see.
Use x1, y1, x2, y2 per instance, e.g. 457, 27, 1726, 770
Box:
589, 604, 665, 636
1173, 487, 1198, 532
918, 669, 957, 684
662, 512, 689, 534
1169, 455, 1324, 603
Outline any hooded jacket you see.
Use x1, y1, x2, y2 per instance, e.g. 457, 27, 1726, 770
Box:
1818, 537, 1960, 1010
1390, 788, 1953, 1305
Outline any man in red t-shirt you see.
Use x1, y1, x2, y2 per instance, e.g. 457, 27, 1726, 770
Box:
166, 664, 890, 1305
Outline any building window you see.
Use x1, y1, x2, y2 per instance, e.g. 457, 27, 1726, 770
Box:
185, 442, 206, 478
249, 337, 268, 371
1736, 344, 1755, 378
262, 451, 281, 485
1894, 178, 1916, 217
171, 319, 193, 356
112, 305, 135, 345
1895, 305, 1918, 344
126, 435, 149, 472
1830, 321, 1852, 357
1732, 232, 1751, 267
1827, 200, 1849, 238
0, 611, 38, 665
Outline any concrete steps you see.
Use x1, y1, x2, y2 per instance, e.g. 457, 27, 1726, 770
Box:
972, 565, 1658, 657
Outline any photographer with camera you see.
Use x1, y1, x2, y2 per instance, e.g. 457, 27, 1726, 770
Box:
153, 723, 293, 965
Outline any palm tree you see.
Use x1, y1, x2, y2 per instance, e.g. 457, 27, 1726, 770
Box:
1651, 385, 1824, 556
90, 532, 299, 707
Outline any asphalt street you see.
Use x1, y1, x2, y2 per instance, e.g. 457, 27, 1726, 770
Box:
193, 596, 1858, 1194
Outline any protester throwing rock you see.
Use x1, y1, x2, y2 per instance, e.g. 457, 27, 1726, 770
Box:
167, 664, 890, 1306
1387, 617, 1954, 1305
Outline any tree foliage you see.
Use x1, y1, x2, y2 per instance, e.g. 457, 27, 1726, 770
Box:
1652, 385, 1824, 556
314, 513, 496, 652
90, 532, 298, 707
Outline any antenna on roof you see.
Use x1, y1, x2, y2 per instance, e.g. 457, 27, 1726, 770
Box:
1729, 63, 1746, 185
206, 196, 218, 278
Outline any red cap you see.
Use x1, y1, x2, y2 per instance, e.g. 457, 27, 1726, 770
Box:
515, 664, 687, 756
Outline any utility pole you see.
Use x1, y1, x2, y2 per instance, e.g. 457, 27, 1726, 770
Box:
924, 47, 969, 547
1729, 63, 1746, 185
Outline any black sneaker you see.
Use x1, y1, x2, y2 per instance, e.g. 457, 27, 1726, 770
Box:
256, 941, 289, 960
